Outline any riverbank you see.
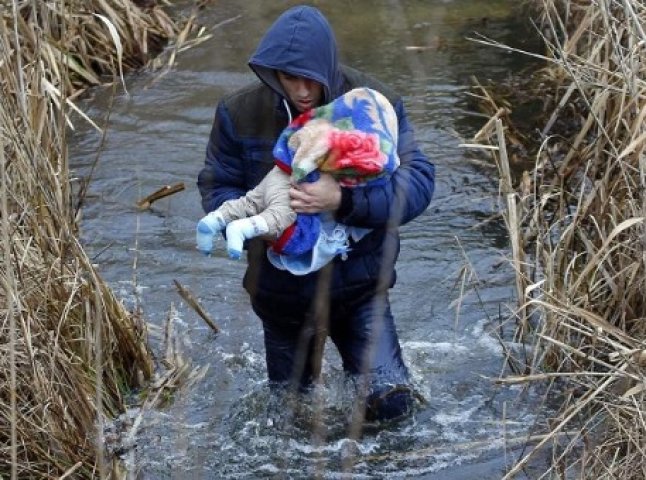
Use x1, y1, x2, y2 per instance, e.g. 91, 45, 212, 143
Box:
476, 1, 646, 478
0, 1, 191, 477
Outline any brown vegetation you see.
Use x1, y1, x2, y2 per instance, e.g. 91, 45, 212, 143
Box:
0, 1, 183, 477
475, 1, 646, 478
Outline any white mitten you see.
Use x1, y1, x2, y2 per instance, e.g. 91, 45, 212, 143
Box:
196, 211, 226, 255
225, 215, 269, 260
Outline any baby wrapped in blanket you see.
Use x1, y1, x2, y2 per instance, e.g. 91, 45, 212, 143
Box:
196, 87, 399, 275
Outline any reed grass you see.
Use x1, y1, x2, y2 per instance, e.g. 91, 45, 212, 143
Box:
0, 1, 186, 477
474, 0, 646, 478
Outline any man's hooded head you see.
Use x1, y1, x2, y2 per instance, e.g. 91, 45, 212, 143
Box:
248, 6, 342, 109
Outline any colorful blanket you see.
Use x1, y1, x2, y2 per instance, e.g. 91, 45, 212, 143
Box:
271, 87, 399, 259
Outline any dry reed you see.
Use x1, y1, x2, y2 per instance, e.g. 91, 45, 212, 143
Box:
474, 1, 646, 478
0, 1, 186, 477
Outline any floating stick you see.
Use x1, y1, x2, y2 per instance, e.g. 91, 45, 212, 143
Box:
136, 182, 185, 209
173, 279, 220, 334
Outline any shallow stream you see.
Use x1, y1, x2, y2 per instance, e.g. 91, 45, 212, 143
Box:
71, 1, 549, 478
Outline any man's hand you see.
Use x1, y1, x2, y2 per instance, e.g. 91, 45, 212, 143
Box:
290, 173, 341, 214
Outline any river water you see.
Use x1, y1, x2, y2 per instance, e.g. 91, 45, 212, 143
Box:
70, 1, 548, 478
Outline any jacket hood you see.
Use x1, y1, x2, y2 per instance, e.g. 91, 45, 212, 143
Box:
248, 6, 342, 106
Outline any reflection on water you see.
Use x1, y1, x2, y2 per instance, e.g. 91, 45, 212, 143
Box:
70, 1, 548, 478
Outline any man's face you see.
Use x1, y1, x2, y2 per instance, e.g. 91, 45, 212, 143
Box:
277, 71, 323, 112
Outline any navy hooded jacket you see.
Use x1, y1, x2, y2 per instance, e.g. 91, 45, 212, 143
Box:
197, 5, 435, 305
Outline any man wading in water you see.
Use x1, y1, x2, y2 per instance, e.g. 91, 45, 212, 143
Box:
197, 5, 435, 422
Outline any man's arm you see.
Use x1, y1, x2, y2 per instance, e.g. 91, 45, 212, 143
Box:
197, 101, 247, 213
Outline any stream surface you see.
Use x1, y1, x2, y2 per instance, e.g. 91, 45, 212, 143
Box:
70, 1, 550, 478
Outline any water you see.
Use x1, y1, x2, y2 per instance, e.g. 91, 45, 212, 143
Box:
70, 1, 550, 478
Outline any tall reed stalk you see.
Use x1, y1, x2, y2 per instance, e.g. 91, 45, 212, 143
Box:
0, 1, 180, 476
476, 1, 646, 478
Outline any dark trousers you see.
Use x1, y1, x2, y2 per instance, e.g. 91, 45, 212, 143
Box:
251, 288, 414, 421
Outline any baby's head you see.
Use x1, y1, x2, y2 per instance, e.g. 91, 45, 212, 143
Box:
276, 87, 400, 185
